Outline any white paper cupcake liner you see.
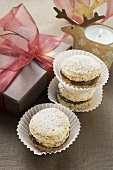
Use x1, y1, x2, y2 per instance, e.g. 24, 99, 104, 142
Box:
48, 77, 103, 112
17, 103, 81, 155
53, 49, 109, 93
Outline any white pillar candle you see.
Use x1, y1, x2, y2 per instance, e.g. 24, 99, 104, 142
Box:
85, 25, 113, 45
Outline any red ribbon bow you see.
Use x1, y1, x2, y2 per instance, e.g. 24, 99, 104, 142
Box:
0, 4, 62, 108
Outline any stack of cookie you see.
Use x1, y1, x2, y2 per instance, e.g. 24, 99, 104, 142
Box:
51, 50, 109, 112
56, 55, 101, 111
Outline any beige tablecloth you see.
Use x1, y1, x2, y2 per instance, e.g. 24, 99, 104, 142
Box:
0, 1, 113, 170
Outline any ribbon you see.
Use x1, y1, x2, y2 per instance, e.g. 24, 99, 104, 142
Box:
0, 4, 63, 108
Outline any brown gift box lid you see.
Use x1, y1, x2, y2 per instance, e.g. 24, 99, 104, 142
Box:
2, 42, 71, 116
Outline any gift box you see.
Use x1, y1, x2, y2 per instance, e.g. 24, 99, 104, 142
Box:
2, 42, 70, 116
0, 4, 71, 116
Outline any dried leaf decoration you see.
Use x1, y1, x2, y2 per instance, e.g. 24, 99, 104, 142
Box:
54, 0, 113, 25
54, 0, 90, 24
72, 0, 108, 21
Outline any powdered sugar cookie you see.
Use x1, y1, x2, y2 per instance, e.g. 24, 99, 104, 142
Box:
57, 83, 95, 111
29, 108, 70, 152
61, 55, 101, 88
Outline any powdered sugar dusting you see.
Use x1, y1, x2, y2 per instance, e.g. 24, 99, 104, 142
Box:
61, 55, 101, 81
29, 108, 70, 134
62, 55, 100, 72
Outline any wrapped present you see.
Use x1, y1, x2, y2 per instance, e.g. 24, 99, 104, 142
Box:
0, 4, 70, 116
